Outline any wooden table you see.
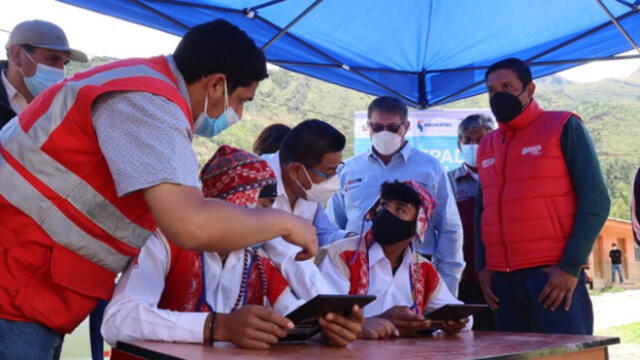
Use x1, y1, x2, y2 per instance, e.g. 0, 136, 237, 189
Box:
112, 331, 619, 360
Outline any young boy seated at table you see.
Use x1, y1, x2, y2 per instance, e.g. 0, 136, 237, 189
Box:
101, 145, 363, 349
318, 180, 471, 339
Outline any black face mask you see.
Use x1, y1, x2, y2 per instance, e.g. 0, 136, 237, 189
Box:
371, 208, 415, 246
489, 91, 524, 124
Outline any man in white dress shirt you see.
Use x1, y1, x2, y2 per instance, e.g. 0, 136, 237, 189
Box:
319, 181, 470, 339
262, 119, 355, 299
1, 19, 87, 129
102, 146, 363, 349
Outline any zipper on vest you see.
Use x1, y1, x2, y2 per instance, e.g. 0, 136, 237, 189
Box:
499, 131, 511, 272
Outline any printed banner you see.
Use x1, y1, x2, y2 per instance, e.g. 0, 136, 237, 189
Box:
354, 109, 493, 171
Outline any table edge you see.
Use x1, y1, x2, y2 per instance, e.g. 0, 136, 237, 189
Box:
474, 336, 621, 360
116, 335, 621, 360
116, 341, 184, 360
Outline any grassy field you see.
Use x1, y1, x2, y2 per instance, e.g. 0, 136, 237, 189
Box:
60, 319, 108, 360
589, 284, 626, 296
596, 322, 640, 360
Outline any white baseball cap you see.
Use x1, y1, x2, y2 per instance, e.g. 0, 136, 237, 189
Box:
6, 20, 88, 63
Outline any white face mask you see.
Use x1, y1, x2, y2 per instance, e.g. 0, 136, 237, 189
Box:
460, 144, 479, 167
296, 167, 340, 204
371, 131, 403, 156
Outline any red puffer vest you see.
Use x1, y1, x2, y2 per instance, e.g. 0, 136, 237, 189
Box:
477, 99, 577, 272
0, 56, 191, 333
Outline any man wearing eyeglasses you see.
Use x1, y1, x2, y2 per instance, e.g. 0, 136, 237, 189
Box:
262, 119, 354, 300
327, 96, 464, 295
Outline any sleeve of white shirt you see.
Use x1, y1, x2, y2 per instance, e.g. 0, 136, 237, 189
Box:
262, 237, 338, 299
273, 286, 306, 315
317, 249, 351, 295
101, 235, 209, 345
426, 163, 465, 296
92, 91, 201, 197
424, 275, 473, 331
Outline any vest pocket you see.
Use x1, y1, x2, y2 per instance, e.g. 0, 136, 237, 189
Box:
49, 245, 116, 300
544, 199, 564, 239
14, 245, 116, 333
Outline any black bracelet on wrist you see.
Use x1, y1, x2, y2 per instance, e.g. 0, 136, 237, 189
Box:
209, 311, 216, 346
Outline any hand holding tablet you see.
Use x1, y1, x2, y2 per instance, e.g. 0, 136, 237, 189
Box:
281, 295, 376, 343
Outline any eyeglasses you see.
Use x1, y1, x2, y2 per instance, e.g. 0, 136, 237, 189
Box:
304, 162, 345, 179
368, 122, 405, 133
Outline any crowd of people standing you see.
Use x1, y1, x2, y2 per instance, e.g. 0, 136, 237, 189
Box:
0, 17, 618, 360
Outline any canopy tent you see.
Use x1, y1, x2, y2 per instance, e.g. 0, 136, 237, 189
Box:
58, 0, 640, 108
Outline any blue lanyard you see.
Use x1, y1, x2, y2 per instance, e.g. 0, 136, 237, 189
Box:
407, 243, 419, 314
239, 252, 257, 307
196, 252, 215, 312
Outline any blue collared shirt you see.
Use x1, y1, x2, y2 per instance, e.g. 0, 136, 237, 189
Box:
327, 143, 465, 294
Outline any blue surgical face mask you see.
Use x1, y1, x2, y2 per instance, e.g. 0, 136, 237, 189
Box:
460, 144, 479, 167
194, 80, 240, 138
21, 51, 64, 97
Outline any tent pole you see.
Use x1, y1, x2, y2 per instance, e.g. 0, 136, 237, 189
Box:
126, 0, 190, 30
418, 71, 427, 109
595, 0, 640, 55
269, 60, 418, 74
431, 8, 638, 107
262, 0, 324, 50
251, 0, 288, 11
144, 0, 241, 14
256, 16, 417, 106
526, 9, 636, 63
425, 54, 640, 74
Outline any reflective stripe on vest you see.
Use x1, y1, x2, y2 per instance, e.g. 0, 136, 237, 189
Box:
0, 151, 131, 272
0, 64, 176, 272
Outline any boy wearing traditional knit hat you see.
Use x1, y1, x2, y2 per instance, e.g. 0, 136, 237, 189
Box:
102, 146, 363, 349
318, 181, 470, 339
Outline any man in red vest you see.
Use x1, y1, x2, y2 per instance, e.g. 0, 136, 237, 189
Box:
0, 20, 316, 359
475, 58, 610, 335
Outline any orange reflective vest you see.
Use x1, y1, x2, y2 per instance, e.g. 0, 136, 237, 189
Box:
477, 99, 577, 272
0, 56, 191, 333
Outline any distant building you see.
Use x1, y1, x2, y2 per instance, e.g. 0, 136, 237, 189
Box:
587, 218, 640, 289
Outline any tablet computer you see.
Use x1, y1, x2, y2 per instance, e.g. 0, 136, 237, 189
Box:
424, 304, 489, 322
280, 294, 376, 343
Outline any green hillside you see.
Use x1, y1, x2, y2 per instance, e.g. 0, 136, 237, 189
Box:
68, 58, 640, 220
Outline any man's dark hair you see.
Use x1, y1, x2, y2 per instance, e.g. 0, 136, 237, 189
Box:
174, 19, 268, 93
380, 181, 422, 209
458, 114, 495, 139
252, 123, 291, 156
367, 96, 408, 123
279, 119, 345, 167
484, 58, 532, 88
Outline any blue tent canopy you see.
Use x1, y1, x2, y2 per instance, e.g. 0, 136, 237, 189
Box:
58, 0, 640, 108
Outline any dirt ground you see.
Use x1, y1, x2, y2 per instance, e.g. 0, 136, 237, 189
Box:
592, 289, 640, 360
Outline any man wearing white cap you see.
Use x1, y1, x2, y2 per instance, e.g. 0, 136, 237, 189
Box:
0, 19, 87, 128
